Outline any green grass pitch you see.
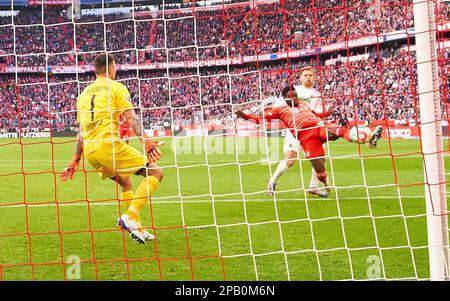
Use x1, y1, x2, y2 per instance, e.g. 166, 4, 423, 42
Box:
0, 136, 448, 280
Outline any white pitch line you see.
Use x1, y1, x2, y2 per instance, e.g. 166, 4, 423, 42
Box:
0, 153, 444, 168
0, 195, 427, 209
0, 155, 438, 163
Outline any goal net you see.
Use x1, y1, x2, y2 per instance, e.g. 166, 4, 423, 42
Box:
0, 0, 449, 281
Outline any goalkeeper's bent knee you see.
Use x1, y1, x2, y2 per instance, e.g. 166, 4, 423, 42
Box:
147, 166, 164, 182
139, 164, 164, 182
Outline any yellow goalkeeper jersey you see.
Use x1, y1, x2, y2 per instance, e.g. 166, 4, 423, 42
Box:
76, 76, 133, 155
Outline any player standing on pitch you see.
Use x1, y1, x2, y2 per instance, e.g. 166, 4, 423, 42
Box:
60, 53, 164, 244
268, 66, 332, 197
236, 85, 383, 193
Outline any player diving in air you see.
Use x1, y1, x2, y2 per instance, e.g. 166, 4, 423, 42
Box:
60, 53, 164, 244
268, 66, 332, 197
236, 85, 383, 194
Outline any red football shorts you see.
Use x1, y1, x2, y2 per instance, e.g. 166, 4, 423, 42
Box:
298, 126, 328, 159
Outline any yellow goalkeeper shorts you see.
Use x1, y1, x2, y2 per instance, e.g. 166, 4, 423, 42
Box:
85, 141, 147, 180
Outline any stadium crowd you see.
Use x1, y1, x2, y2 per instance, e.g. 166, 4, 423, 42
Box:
0, 0, 425, 66
0, 0, 449, 133
0, 44, 425, 132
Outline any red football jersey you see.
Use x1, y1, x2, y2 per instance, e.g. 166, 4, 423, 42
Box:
242, 102, 321, 131
119, 115, 130, 129
118, 115, 132, 137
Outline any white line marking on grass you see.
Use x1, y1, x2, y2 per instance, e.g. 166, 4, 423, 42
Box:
0, 195, 426, 209
0, 153, 442, 167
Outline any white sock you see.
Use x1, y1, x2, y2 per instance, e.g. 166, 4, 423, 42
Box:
309, 169, 319, 189
271, 160, 289, 184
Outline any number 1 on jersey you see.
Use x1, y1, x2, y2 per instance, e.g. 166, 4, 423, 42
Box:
90, 95, 95, 121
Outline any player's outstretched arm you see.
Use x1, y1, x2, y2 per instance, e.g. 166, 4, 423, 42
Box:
60, 133, 83, 182
123, 109, 164, 163
235, 108, 276, 123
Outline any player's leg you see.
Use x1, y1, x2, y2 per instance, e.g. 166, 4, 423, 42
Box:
125, 163, 163, 222
84, 143, 149, 243
268, 150, 297, 196
368, 126, 383, 148
302, 136, 330, 194
268, 132, 306, 196
309, 157, 329, 189
308, 157, 328, 197
111, 175, 145, 236
105, 142, 161, 243
113, 175, 133, 214
111, 175, 150, 233
324, 123, 383, 146
307, 128, 326, 196
299, 128, 329, 197
270, 146, 326, 197
121, 164, 163, 242
320, 123, 350, 141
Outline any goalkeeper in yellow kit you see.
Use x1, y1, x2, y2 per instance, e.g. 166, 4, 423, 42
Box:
60, 53, 164, 244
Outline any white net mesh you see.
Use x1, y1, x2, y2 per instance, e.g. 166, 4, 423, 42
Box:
0, 0, 449, 281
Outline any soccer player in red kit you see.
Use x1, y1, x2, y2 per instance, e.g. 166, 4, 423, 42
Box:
119, 114, 134, 144
236, 86, 383, 190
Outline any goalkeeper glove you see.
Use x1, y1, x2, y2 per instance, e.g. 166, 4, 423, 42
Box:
60, 154, 81, 182
143, 139, 165, 163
